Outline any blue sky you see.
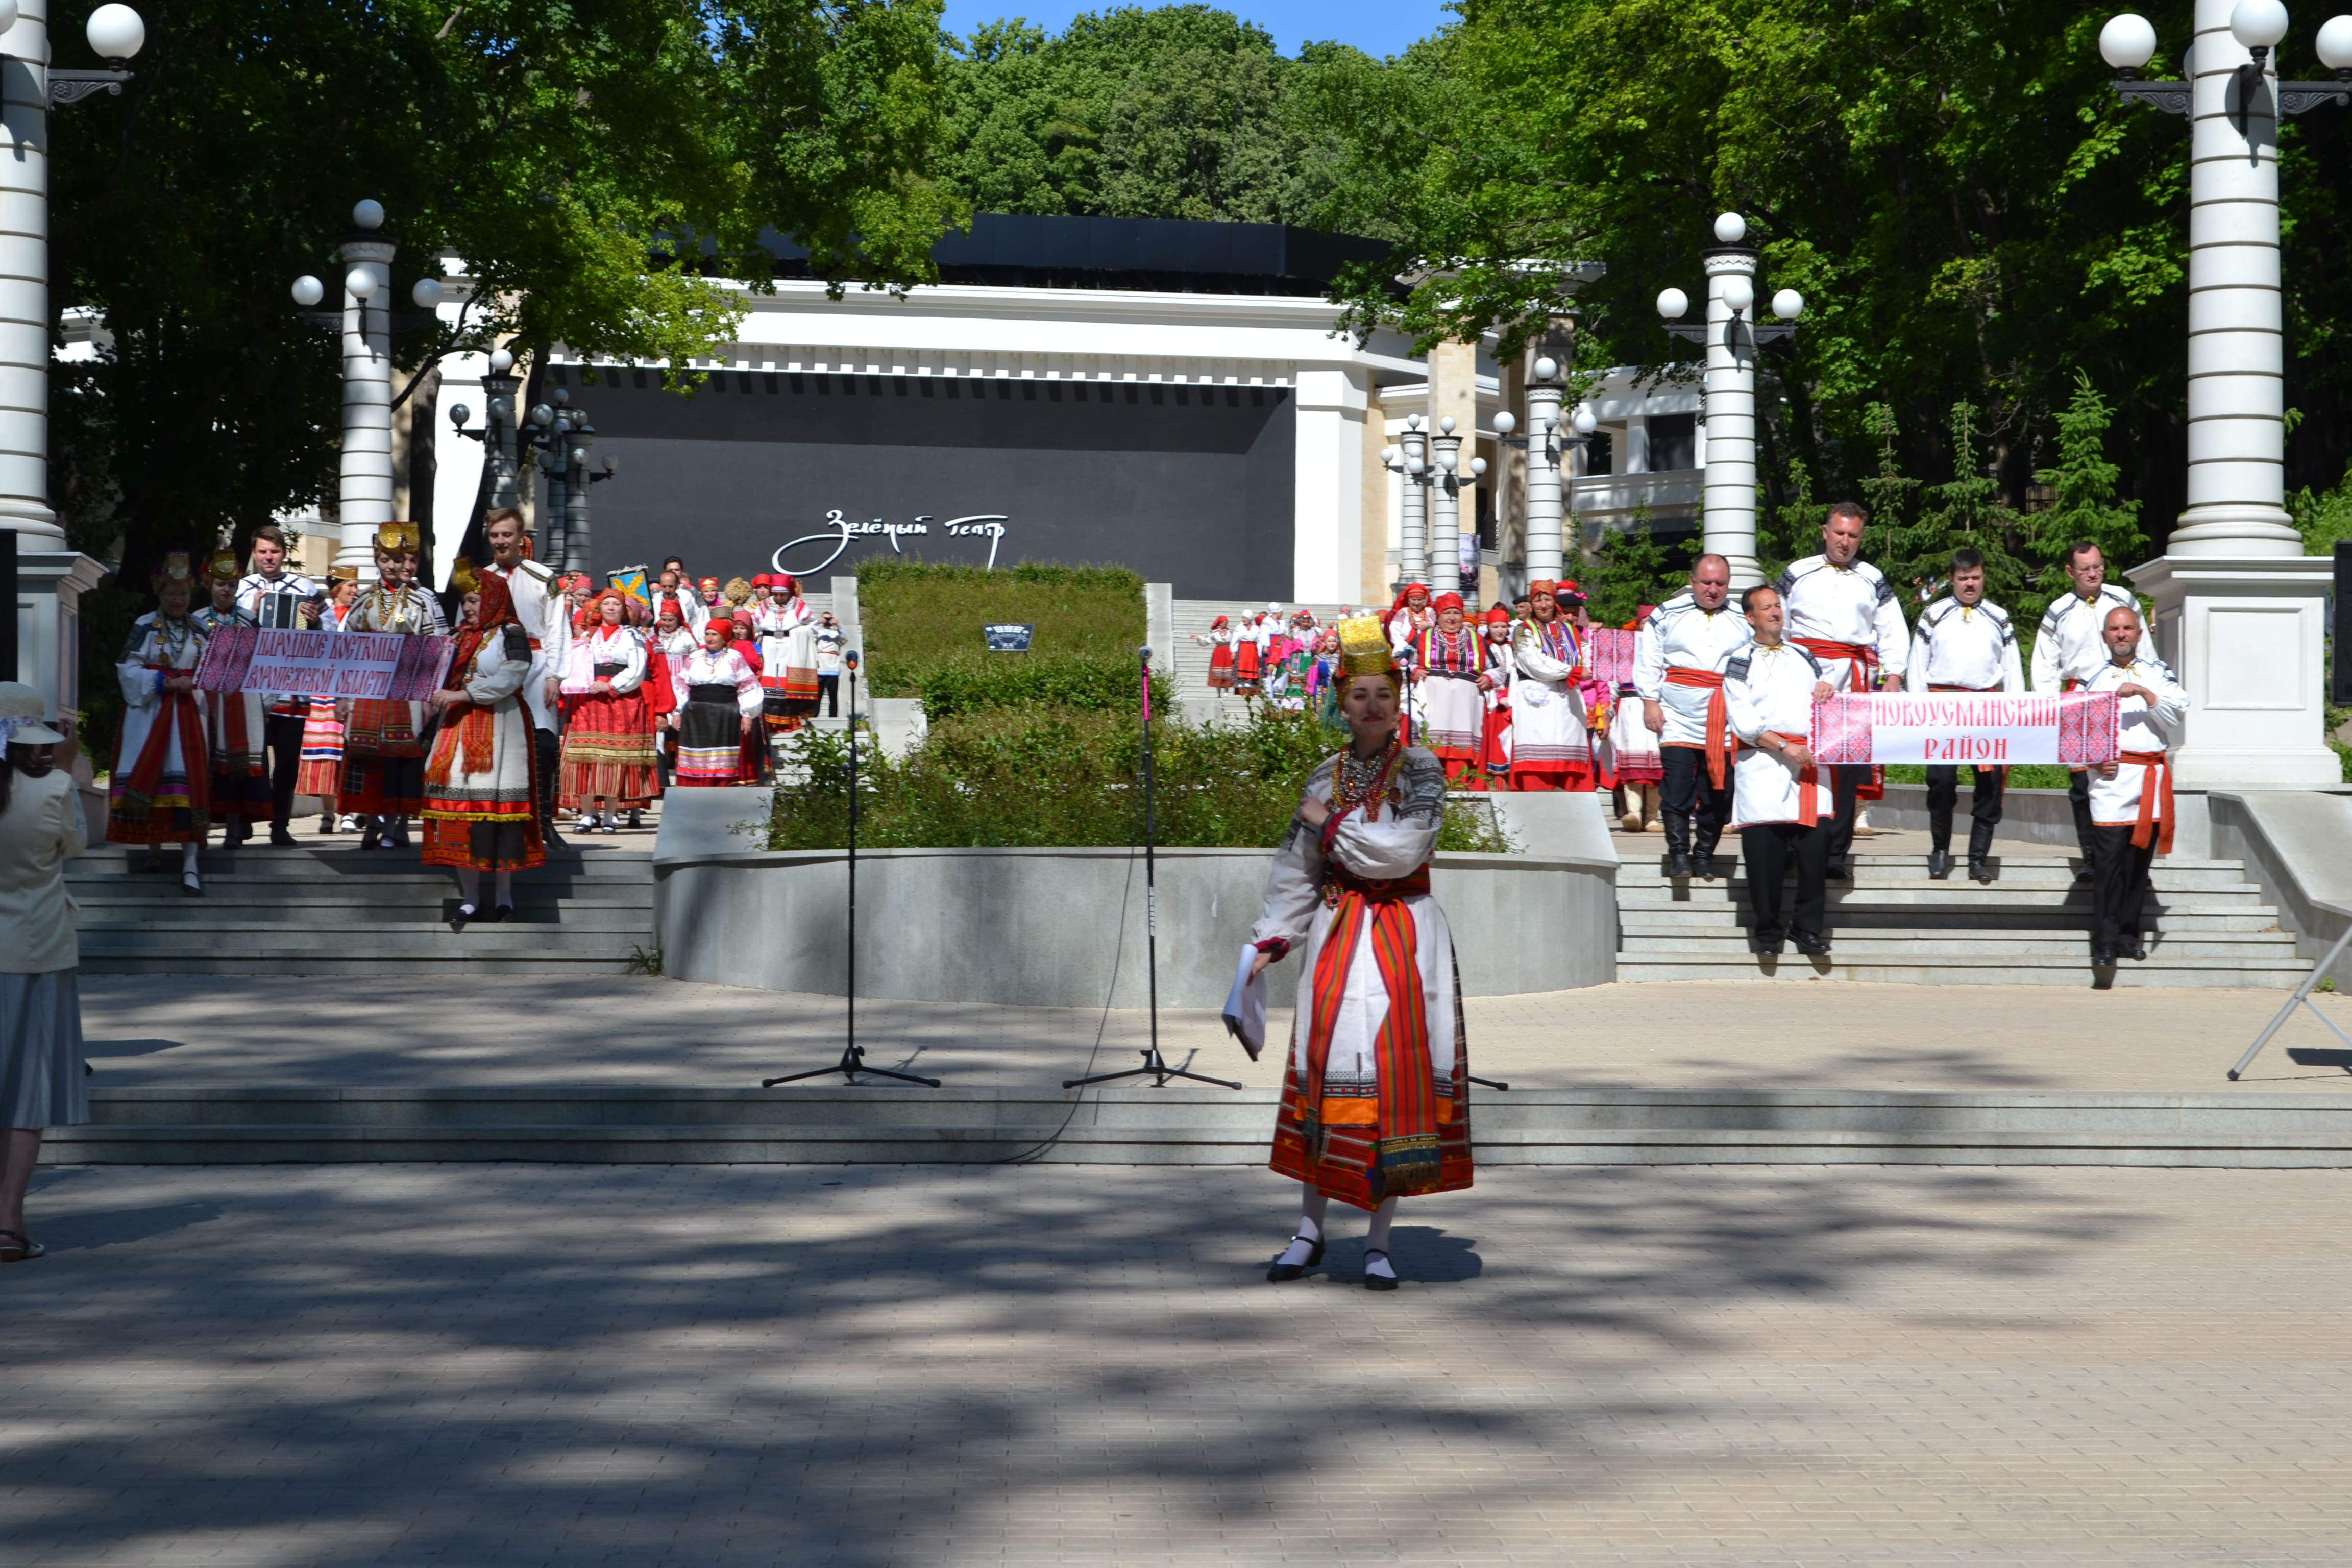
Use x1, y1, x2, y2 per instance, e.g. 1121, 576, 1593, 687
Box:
937, 0, 1450, 59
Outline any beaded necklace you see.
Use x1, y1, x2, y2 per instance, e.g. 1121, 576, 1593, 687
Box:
1331, 737, 1401, 822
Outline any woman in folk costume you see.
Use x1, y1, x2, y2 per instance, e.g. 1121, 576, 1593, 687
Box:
1231, 609, 1264, 694
109, 553, 213, 894
1606, 605, 1665, 832
338, 523, 447, 852
1384, 582, 1434, 656
1508, 578, 1593, 791
1476, 603, 1516, 788
648, 596, 697, 788
421, 562, 544, 923
191, 549, 270, 837
559, 587, 662, 833
1195, 615, 1237, 695
1243, 616, 1473, 1292
670, 615, 764, 787
754, 573, 821, 741
1411, 592, 1487, 786
294, 569, 361, 832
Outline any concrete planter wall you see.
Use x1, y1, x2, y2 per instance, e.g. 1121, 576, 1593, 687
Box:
657, 839, 1616, 1008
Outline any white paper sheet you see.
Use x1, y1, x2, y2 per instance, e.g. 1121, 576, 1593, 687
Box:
1221, 943, 1267, 1061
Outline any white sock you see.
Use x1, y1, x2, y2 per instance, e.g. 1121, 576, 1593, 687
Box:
455, 868, 480, 910
1276, 1190, 1329, 1267
180, 843, 200, 879
494, 871, 513, 908
1364, 1197, 1399, 1278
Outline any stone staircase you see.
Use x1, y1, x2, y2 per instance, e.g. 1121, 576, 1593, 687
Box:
1616, 847, 2313, 987
70, 843, 656, 975
1168, 599, 1357, 713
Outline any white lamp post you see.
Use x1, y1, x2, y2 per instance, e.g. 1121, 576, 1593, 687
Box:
0, 1, 144, 715
1656, 212, 1805, 591
1384, 415, 1432, 589
1382, 413, 1486, 596
2100, 4, 2349, 788
1521, 356, 1566, 582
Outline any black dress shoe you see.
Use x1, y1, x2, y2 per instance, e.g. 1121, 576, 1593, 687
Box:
2075, 866, 2094, 883
1754, 935, 1786, 957
269, 825, 298, 848
1792, 932, 1831, 957
2127, 938, 2149, 961
1969, 858, 1995, 884
2090, 948, 2115, 966
1927, 849, 1952, 879
1692, 851, 1718, 880
1665, 851, 1693, 879
493, 903, 516, 923
1362, 1247, 1400, 1292
1267, 1234, 1326, 1283
1826, 862, 1852, 881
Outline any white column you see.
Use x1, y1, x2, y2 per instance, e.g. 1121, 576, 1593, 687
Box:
2125, 0, 2338, 788
1430, 424, 1462, 593
428, 345, 490, 592
1291, 368, 1366, 603
0, 0, 57, 546
337, 237, 395, 580
1523, 376, 1564, 582
1701, 248, 1761, 589
1398, 418, 1430, 588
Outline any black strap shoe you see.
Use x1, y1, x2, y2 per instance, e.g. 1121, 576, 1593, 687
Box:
1927, 849, 1952, 880
1362, 1247, 1400, 1292
1267, 1234, 1326, 1283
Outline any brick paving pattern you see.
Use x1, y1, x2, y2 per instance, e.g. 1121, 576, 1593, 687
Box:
9, 1163, 2352, 1564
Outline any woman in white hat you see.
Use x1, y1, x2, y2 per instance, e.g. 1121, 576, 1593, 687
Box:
0, 683, 86, 1263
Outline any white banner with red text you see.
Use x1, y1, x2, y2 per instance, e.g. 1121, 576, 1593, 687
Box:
191, 626, 455, 701
1809, 691, 2119, 767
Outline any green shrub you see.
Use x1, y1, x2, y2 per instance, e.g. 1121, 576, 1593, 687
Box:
857, 558, 1154, 719
769, 705, 1511, 852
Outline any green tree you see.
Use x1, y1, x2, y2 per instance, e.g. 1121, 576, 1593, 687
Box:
2026, 370, 2147, 624
1576, 507, 1697, 629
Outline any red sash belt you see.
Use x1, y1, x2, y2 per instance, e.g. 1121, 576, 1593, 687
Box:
1747, 731, 1826, 822
1664, 667, 1732, 788
2123, 750, 2173, 855
124, 677, 210, 816
1302, 856, 1445, 1196
1321, 863, 1432, 908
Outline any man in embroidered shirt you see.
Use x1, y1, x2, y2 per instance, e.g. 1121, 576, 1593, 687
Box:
1904, 547, 2025, 883
1725, 585, 1839, 958
1774, 501, 1909, 882
2083, 604, 2188, 965
2030, 540, 2151, 880
1633, 552, 1752, 880
234, 524, 322, 846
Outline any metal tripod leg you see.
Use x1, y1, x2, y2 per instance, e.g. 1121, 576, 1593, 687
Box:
1065, 1046, 1241, 1091
2228, 923, 2352, 1080
764, 1043, 942, 1089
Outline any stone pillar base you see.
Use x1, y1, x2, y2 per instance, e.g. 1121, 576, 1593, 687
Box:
15, 551, 109, 720
2127, 553, 2343, 791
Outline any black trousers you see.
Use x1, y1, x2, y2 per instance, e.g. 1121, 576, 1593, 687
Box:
534, 727, 560, 823
1658, 744, 1730, 853
818, 673, 840, 717
2086, 824, 2157, 955
1741, 821, 1830, 943
1824, 765, 1865, 868
1926, 765, 2005, 848
264, 712, 306, 828
2068, 769, 2097, 860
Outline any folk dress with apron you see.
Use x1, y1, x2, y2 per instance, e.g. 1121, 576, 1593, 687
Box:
107, 612, 211, 844
191, 604, 270, 822
1250, 744, 1473, 1210
421, 625, 544, 873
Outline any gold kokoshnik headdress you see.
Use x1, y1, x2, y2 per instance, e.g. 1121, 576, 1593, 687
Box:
449, 557, 481, 596
374, 522, 420, 555
1336, 616, 1396, 680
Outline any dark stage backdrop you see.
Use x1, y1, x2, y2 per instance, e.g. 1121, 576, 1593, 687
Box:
548, 366, 1295, 599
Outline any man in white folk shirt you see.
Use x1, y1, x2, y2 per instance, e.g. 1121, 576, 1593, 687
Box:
2082, 604, 2188, 967
1774, 501, 1909, 881
234, 523, 324, 846
2030, 541, 2151, 882
1904, 547, 2025, 884
1633, 552, 1752, 880
1726, 584, 1840, 958
482, 507, 569, 848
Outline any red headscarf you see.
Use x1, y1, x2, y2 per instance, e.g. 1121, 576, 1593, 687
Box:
437, 572, 521, 776
1433, 591, 1465, 614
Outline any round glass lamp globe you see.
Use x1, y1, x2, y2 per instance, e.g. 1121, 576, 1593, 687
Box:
1468, 457, 1488, 477
344, 267, 378, 300
1493, 411, 1516, 435
1713, 212, 1747, 244
289, 275, 323, 308
2317, 14, 2352, 67
1772, 288, 1806, 321
85, 3, 143, 60
1656, 287, 1689, 321
488, 349, 514, 373
2231, 0, 2289, 48
1381, 446, 1399, 465
351, 199, 385, 231
0, 2, 21, 36
1720, 276, 1755, 313
1404, 456, 1424, 474
1438, 415, 1456, 434
411, 277, 444, 309
1572, 407, 1598, 435
2099, 13, 2159, 68
449, 404, 472, 427
1532, 357, 1557, 381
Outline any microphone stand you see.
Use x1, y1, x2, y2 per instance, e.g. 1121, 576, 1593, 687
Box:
764, 648, 940, 1089
1066, 646, 1240, 1091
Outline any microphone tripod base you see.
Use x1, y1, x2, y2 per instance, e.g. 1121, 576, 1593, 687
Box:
763, 1042, 942, 1089
1065, 1045, 1241, 1091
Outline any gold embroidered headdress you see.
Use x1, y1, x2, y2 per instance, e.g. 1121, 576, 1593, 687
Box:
1336, 615, 1395, 679
374, 522, 420, 555
449, 558, 481, 595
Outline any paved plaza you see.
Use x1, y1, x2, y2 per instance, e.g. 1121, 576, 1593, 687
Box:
9, 1161, 2352, 1564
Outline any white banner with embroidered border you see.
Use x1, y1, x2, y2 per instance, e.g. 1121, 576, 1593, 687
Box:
1809, 691, 2120, 767
192, 626, 456, 702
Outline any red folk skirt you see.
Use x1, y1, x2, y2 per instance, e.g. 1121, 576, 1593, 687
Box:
337, 700, 428, 816
559, 677, 661, 807
1207, 643, 1236, 689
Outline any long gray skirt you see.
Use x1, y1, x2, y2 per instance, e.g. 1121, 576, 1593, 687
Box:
0, 969, 86, 1129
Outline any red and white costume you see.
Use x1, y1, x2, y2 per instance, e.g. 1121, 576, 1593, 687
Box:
1508, 594, 1590, 790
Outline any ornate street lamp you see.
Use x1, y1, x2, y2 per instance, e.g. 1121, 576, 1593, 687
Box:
291, 200, 450, 580
1654, 212, 1805, 591
518, 385, 618, 574
1493, 359, 1596, 582
0, 1, 146, 709
446, 348, 525, 513
2097, 3, 2349, 787
1382, 413, 1485, 595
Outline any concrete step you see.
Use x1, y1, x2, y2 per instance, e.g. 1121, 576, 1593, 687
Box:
78, 955, 645, 976
1616, 952, 2312, 986
1620, 906, 2286, 934
1619, 926, 2301, 959
1616, 863, 2259, 894
44, 1084, 2352, 1167
78, 908, 657, 934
